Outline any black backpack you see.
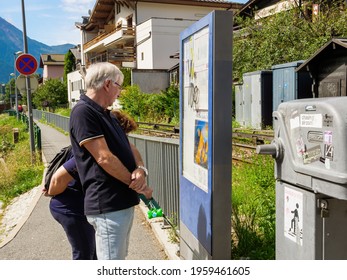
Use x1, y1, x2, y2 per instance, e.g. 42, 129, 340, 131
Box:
44, 145, 72, 190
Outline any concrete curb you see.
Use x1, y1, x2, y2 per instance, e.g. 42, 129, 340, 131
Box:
137, 201, 180, 260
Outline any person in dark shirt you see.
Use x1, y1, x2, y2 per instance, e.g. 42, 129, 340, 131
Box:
47, 152, 96, 260
69, 62, 151, 259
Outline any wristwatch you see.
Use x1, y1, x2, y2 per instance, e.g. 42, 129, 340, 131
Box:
137, 165, 148, 177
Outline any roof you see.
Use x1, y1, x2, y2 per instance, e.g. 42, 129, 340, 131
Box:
236, 0, 270, 17
39, 54, 65, 68
236, 0, 302, 18
69, 47, 81, 61
87, 0, 243, 26
296, 38, 347, 72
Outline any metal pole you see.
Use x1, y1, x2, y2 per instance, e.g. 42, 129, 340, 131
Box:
14, 51, 23, 121
9, 76, 12, 109
21, 0, 35, 163
14, 72, 18, 120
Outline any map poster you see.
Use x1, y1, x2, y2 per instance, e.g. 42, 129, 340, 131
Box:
182, 26, 209, 192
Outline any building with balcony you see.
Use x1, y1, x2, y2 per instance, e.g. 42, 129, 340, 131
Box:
67, 0, 242, 107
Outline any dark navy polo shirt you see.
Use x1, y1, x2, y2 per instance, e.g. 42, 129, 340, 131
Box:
50, 157, 85, 217
69, 94, 139, 215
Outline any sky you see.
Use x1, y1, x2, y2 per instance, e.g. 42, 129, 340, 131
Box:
0, 0, 95, 46
0, 0, 248, 46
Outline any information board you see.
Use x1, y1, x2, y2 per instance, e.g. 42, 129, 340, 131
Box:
179, 10, 233, 260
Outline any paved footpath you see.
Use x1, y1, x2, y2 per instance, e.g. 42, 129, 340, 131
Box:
0, 121, 171, 260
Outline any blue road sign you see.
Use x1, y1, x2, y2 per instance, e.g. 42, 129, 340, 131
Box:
15, 54, 38, 76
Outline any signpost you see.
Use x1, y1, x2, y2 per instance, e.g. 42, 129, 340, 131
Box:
15, 54, 38, 161
18, 0, 36, 164
16, 75, 38, 93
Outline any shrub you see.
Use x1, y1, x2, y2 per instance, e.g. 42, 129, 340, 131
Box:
32, 79, 68, 111
119, 84, 180, 124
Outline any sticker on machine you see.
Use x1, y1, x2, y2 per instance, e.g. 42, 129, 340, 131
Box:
324, 131, 332, 145
303, 145, 321, 164
324, 144, 334, 160
284, 187, 303, 246
300, 114, 322, 128
295, 136, 305, 157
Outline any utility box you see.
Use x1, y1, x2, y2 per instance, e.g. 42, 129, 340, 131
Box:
272, 60, 312, 112
243, 70, 273, 129
257, 97, 347, 259
234, 84, 243, 125
234, 83, 251, 127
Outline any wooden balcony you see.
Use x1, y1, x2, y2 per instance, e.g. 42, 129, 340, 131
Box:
83, 25, 135, 51
86, 46, 136, 66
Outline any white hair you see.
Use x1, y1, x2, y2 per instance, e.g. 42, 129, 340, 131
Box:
85, 62, 124, 90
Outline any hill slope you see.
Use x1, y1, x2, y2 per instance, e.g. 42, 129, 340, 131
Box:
0, 17, 75, 83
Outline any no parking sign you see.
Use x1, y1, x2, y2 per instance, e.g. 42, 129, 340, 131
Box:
15, 54, 38, 76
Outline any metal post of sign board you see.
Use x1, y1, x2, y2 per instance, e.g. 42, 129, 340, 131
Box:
20, 0, 36, 163
179, 10, 233, 260
14, 51, 23, 120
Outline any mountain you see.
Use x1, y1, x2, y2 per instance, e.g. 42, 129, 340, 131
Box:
0, 17, 75, 84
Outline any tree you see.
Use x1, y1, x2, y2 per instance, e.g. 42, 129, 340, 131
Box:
157, 85, 179, 123
233, 1, 347, 82
121, 67, 131, 87
64, 50, 75, 84
32, 79, 68, 111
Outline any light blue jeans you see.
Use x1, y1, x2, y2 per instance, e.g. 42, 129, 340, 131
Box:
87, 206, 135, 260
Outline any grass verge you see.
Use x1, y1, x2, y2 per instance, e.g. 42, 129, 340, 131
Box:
231, 154, 276, 259
0, 114, 44, 207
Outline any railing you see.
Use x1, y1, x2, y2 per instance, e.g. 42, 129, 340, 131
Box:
32, 109, 180, 226
33, 109, 70, 133
128, 134, 180, 225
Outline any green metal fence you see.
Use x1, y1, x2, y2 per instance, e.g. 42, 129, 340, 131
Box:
8, 111, 42, 151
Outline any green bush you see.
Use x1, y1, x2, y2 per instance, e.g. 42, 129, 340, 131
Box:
118, 85, 147, 121
119, 84, 179, 124
32, 78, 68, 111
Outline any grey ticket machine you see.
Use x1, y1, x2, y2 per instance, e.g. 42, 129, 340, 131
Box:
257, 97, 347, 259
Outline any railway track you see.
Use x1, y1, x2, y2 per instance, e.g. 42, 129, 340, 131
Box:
136, 122, 273, 163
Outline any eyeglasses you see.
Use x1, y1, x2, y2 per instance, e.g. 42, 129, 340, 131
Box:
113, 81, 123, 91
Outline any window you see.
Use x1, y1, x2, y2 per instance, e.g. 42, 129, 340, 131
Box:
116, 3, 121, 14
